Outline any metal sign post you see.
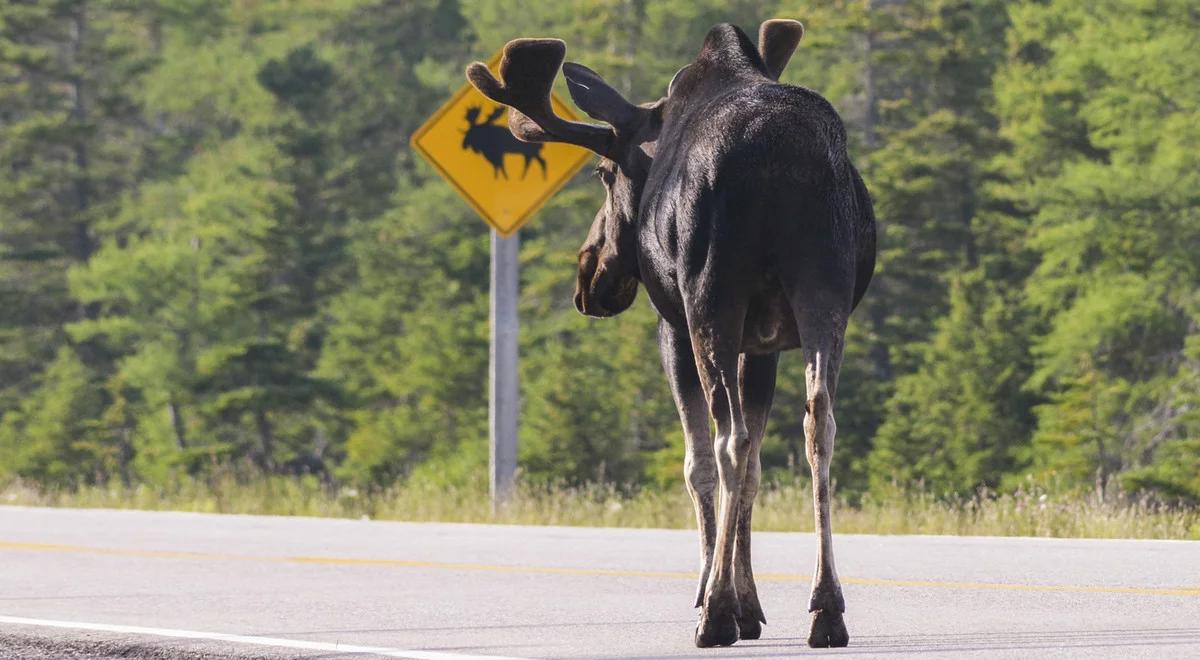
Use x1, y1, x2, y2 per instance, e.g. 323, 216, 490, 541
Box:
489, 230, 519, 509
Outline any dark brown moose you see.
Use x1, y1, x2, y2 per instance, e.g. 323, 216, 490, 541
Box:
467, 19, 876, 649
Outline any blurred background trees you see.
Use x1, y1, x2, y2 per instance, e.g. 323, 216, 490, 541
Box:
1, 0, 1197, 503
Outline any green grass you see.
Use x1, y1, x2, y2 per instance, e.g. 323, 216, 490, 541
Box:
4, 476, 1198, 540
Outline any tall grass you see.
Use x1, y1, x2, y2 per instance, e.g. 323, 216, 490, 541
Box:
3, 476, 1197, 540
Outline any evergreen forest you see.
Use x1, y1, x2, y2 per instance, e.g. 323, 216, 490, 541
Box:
2, 0, 1198, 507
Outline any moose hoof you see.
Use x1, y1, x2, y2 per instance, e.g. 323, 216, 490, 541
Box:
735, 596, 765, 640
807, 609, 849, 648
735, 616, 762, 640
694, 607, 739, 647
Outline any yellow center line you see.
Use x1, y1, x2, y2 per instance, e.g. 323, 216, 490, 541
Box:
2, 539, 1198, 598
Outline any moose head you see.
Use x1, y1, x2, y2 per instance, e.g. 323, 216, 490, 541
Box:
465, 20, 805, 317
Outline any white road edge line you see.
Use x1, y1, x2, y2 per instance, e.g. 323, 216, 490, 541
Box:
0, 614, 530, 660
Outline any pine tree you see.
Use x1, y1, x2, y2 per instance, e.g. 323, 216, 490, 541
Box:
994, 0, 1200, 498
0, 1, 159, 483
870, 272, 1035, 494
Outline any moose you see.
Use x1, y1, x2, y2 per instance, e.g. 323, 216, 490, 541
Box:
461, 104, 547, 180
467, 19, 875, 649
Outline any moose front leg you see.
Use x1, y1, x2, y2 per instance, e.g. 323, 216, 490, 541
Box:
658, 321, 716, 611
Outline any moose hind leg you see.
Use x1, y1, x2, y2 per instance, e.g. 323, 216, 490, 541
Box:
797, 319, 849, 648
733, 352, 778, 640
658, 321, 717, 611
690, 321, 751, 648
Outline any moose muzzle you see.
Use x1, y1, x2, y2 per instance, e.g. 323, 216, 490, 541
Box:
574, 248, 638, 318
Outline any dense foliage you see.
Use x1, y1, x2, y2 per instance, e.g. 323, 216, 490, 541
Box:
1, 0, 1197, 503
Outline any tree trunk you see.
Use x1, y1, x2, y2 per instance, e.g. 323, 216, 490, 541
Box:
168, 399, 188, 450
254, 408, 276, 472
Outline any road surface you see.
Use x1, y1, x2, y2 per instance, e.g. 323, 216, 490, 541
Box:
0, 506, 1197, 659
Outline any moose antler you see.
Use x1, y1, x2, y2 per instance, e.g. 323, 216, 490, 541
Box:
758, 19, 804, 81
466, 39, 615, 156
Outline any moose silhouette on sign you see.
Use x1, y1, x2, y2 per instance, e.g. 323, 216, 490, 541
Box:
461, 105, 547, 180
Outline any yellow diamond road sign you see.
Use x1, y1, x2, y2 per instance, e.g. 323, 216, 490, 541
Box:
410, 50, 593, 236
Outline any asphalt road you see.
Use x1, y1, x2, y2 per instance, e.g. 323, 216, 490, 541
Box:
0, 506, 1197, 659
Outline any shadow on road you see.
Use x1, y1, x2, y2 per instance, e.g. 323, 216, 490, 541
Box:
771, 627, 1200, 657
632, 627, 1200, 658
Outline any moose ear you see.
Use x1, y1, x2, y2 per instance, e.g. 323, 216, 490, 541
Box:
667, 65, 690, 96
758, 19, 804, 80
562, 62, 638, 128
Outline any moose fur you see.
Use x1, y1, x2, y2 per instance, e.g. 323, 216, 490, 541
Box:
467, 19, 876, 649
